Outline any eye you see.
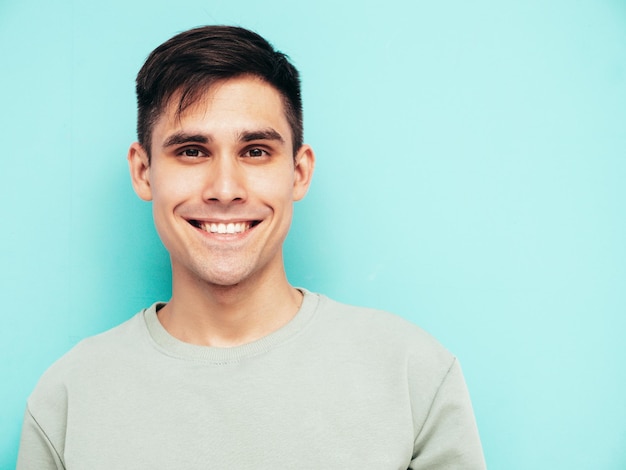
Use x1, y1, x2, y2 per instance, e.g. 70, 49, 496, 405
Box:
243, 147, 269, 158
178, 147, 206, 158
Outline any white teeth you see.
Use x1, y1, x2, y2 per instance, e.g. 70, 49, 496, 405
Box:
201, 222, 250, 234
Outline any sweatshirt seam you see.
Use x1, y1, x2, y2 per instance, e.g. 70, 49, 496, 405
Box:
141, 294, 322, 365
25, 403, 66, 469
412, 356, 458, 449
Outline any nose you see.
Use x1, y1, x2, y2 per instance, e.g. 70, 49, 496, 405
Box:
202, 155, 247, 204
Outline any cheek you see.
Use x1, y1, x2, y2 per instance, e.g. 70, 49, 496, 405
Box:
150, 169, 197, 204
250, 167, 295, 201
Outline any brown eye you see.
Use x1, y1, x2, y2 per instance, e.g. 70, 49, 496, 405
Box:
244, 148, 267, 158
183, 148, 200, 157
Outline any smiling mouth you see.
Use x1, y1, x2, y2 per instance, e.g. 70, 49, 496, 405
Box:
188, 220, 260, 234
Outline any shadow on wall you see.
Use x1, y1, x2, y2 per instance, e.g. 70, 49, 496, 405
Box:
283, 182, 334, 295
72, 159, 172, 334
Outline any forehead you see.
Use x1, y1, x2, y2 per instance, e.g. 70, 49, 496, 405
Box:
153, 76, 292, 142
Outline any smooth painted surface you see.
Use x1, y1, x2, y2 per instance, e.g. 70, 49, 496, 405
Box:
1, 1, 625, 468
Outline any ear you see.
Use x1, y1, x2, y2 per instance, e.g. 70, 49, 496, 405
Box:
292, 144, 315, 201
128, 142, 153, 201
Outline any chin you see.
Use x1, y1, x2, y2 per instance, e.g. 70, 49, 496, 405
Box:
195, 265, 256, 289
177, 253, 273, 290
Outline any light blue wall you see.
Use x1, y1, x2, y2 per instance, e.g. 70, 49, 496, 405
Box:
2, 0, 625, 468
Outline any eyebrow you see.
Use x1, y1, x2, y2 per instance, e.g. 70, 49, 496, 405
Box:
161, 128, 285, 148
238, 128, 285, 144
162, 132, 211, 148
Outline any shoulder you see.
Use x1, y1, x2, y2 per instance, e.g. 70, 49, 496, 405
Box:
21, 306, 155, 461
27, 306, 152, 408
309, 292, 455, 372
53, 309, 147, 367
305, 292, 464, 430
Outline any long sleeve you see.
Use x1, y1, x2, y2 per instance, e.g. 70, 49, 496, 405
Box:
410, 359, 486, 469
16, 407, 65, 470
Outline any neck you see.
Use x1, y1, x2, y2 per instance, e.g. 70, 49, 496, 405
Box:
158, 268, 302, 348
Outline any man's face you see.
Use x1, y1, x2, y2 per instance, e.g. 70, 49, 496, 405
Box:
128, 76, 314, 289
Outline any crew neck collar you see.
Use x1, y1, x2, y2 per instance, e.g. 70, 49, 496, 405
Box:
143, 289, 319, 364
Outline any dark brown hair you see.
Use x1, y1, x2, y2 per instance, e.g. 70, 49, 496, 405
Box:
136, 25, 303, 158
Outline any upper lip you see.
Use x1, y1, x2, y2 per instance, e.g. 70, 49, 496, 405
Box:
187, 217, 257, 223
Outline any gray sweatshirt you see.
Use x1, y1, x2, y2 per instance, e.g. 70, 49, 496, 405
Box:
18, 291, 485, 469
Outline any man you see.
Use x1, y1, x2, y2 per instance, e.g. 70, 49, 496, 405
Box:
17, 26, 485, 469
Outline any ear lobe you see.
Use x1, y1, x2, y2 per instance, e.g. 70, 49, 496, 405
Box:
292, 144, 315, 201
128, 142, 153, 201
